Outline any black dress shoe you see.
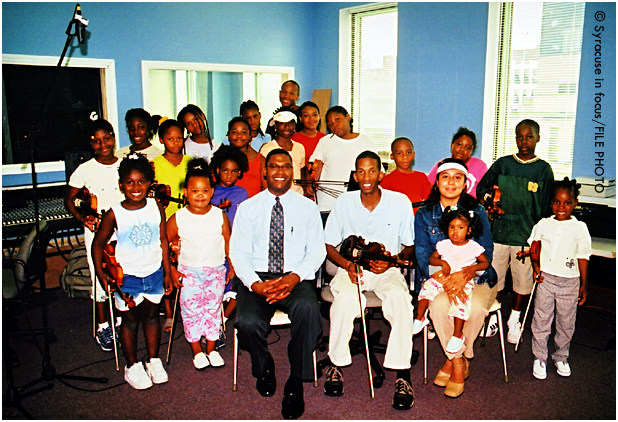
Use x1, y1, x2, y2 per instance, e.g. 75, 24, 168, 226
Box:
256, 367, 277, 397
392, 378, 414, 410
281, 378, 304, 419
323, 365, 344, 396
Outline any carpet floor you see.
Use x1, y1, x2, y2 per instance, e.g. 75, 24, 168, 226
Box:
3, 261, 616, 420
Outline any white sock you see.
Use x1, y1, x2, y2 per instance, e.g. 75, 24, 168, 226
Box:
98, 321, 110, 331
508, 310, 521, 326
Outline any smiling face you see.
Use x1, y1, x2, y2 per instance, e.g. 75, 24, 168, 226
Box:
227, 121, 252, 149
448, 217, 471, 246
264, 153, 293, 196
159, 126, 185, 154
127, 117, 150, 148
437, 168, 467, 203
515, 123, 540, 161
354, 157, 383, 196
279, 82, 300, 108
274, 119, 296, 140
451, 135, 474, 163
120, 169, 150, 206
552, 188, 576, 221
183, 175, 213, 214
300, 106, 320, 132
91, 129, 115, 159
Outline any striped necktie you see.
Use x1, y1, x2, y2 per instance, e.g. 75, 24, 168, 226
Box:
268, 197, 284, 273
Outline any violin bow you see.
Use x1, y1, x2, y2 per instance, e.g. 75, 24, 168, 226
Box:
515, 281, 537, 353
355, 266, 374, 399
107, 285, 120, 371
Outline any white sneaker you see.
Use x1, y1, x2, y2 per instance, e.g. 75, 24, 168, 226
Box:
207, 350, 225, 367
193, 352, 210, 370
507, 321, 521, 344
145, 358, 168, 384
124, 363, 153, 390
445, 336, 465, 354
412, 318, 430, 335
555, 361, 571, 377
482, 314, 499, 337
533, 359, 547, 380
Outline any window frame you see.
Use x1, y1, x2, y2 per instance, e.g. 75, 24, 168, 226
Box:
2, 54, 118, 179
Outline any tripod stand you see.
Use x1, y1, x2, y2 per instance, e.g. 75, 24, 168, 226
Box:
2, 5, 108, 419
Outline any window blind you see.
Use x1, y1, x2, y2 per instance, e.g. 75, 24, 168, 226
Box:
491, 2, 585, 178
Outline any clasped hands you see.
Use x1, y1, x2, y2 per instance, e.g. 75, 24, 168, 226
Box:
345, 256, 393, 284
252, 273, 301, 304
431, 265, 477, 305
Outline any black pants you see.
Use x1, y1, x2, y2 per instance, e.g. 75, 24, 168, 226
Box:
233, 274, 322, 381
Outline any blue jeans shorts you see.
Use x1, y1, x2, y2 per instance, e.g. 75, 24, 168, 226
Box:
115, 266, 164, 311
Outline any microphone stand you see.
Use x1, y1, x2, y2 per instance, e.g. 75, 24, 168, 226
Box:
3, 5, 107, 419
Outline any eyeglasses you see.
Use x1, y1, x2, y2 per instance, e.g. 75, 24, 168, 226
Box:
267, 164, 293, 171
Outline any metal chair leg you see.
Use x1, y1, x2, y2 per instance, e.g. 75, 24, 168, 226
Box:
497, 308, 509, 382
232, 328, 239, 391
166, 289, 180, 365
423, 325, 428, 385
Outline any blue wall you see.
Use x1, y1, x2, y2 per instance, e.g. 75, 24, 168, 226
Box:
393, 2, 489, 173
573, 3, 616, 180
2, 2, 615, 186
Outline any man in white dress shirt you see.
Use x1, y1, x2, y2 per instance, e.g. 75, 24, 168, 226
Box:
230, 148, 325, 420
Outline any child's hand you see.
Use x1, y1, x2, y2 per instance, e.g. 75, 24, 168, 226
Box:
533, 271, 544, 283
578, 286, 587, 305
441, 262, 451, 276
83, 215, 98, 232
170, 267, 184, 289
226, 267, 235, 284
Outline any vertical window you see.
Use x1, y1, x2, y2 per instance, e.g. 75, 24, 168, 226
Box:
341, 4, 398, 161
142, 62, 293, 141
483, 2, 585, 179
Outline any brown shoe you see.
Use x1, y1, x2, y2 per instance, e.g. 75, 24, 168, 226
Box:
433, 369, 450, 387
444, 379, 464, 398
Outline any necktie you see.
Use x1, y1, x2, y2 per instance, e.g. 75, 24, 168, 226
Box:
268, 197, 284, 273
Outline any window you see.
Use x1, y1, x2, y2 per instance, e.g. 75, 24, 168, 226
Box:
142, 61, 293, 142
2, 54, 118, 184
339, 3, 398, 161
482, 2, 585, 179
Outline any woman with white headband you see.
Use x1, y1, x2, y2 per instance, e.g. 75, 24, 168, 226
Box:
414, 157, 497, 398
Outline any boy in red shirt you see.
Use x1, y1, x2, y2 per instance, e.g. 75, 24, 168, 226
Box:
380, 137, 432, 214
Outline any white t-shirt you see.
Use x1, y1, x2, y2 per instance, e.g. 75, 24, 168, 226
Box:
176, 206, 225, 268
309, 133, 377, 212
115, 144, 163, 162
68, 158, 124, 213
259, 140, 305, 195
112, 198, 162, 277
528, 216, 592, 278
184, 136, 220, 163
436, 239, 485, 273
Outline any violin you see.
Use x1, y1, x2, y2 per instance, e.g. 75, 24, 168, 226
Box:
102, 242, 136, 308
216, 198, 232, 211
340, 235, 412, 271
73, 187, 101, 230
149, 182, 186, 209
482, 184, 506, 221
169, 238, 180, 268
515, 240, 541, 264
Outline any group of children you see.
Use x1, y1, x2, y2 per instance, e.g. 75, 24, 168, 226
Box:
67, 76, 591, 390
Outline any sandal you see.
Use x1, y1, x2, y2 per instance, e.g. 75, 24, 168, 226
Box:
163, 317, 173, 333
444, 357, 469, 398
